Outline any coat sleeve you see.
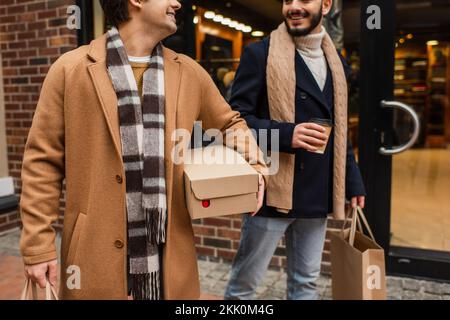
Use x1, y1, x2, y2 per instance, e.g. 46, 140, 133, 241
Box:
229, 44, 296, 154
345, 139, 366, 199
19, 59, 66, 265
339, 52, 366, 199
196, 63, 269, 185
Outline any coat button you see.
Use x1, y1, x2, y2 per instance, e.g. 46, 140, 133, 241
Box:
300, 162, 305, 170
114, 239, 124, 249
300, 92, 308, 100
116, 175, 123, 184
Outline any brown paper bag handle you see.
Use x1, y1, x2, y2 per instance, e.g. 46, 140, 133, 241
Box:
20, 278, 59, 300
45, 280, 59, 300
356, 206, 376, 242
341, 206, 357, 235
20, 278, 37, 300
341, 206, 376, 247
348, 207, 358, 246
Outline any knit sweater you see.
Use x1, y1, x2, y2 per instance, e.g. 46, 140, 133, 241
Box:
294, 27, 327, 91
129, 55, 150, 99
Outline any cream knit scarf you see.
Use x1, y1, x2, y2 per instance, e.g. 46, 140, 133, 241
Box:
266, 23, 348, 220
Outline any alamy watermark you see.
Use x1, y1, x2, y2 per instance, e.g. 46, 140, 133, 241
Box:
367, 265, 382, 290
66, 5, 81, 30
170, 121, 280, 175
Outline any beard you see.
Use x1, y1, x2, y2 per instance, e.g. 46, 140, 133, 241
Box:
285, 5, 323, 37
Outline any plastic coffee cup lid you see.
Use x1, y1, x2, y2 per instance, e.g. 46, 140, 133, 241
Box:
310, 118, 333, 127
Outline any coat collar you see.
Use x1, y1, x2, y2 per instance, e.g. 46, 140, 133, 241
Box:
87, 33, 180, 62
295, 51, 332, 117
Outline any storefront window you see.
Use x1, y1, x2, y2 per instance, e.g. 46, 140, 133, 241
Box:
192, 5, 269, 101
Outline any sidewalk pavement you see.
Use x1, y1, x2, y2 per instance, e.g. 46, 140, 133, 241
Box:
1, 229, 449, 300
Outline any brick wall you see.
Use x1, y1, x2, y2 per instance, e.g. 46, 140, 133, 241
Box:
0, 0, 341, 273
0, 209, 20, 234
0, 0, 77, 232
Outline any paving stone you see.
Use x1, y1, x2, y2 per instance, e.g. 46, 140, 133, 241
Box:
277, 273, 287, 284
206, 270, 228, 281
402, 278, 422, 292
261, 270, 282, 288
421, 293, 442, 300
423, 281, 443, 295
387, 276, 403, 288
198, 267, 210, 278
221, 271, 231, 281
256, 284, 268, 296
210, 280, 228, 297
388, 288, 405, 300
319, 287, 333, 300
0, 247, 20, 257
316, 276, 331, 289
198, 260, 219, 272
259, 288, 285, 300
273, 279, 287, 291
441, 283, 450, 295
213, 262, 231, 274
401, 290, 422, 300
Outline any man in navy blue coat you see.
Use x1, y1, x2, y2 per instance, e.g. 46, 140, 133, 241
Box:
225, 0, 366, 300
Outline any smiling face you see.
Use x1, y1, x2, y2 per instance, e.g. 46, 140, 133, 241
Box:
282, 0, 332, 36
137, 0, 181, 37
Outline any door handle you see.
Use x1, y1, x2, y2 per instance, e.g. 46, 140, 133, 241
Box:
379, 100, 420, 155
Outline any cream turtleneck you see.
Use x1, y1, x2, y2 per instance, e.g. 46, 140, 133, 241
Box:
294, 26, 327, 91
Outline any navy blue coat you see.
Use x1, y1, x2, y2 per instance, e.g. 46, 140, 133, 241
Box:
230, 37, 366, 218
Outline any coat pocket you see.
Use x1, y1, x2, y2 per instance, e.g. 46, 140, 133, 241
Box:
66, 212, 86, 266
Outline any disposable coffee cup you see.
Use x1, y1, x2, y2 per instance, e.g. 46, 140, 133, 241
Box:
309, 118, 333, 154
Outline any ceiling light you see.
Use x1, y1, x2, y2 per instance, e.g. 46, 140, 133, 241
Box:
427, 40, 439, 46
251, 31, 264, 37
193, 16, 199, 24
236, 23, 245, 31
243, 26, 252, 33
229, 20, 238, 28
222, 18, 231, 25
204, 11, 215, 19
213, 15, 224, 22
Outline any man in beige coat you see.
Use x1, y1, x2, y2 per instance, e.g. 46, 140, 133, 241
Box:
20, 0, 267, 300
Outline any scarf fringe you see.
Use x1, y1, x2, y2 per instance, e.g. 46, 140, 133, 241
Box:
130, 271, 161, 300
145, 208, 167, 245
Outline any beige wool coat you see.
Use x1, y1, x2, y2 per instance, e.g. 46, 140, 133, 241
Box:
19, 33, 268, 300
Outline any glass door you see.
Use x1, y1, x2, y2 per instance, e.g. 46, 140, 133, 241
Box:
358, 0, 450, 281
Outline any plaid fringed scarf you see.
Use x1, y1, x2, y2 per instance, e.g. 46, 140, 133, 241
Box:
106, 27, 167, 300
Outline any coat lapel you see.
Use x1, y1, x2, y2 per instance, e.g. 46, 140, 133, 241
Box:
87, 34, 122, 159
295, 52, 331, 118
160, 47, 181, 300
85, 35, 182, 198
162, 47, 181, 219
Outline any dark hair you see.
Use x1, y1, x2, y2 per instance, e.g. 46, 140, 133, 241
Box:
100, 0, 130, 27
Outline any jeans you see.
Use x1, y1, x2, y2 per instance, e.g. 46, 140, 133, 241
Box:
224, 214, 327, 300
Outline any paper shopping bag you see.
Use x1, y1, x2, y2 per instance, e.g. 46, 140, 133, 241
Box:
330, 207, 387, 300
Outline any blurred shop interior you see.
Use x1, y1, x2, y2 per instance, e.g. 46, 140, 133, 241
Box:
86, 0, 450, 253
